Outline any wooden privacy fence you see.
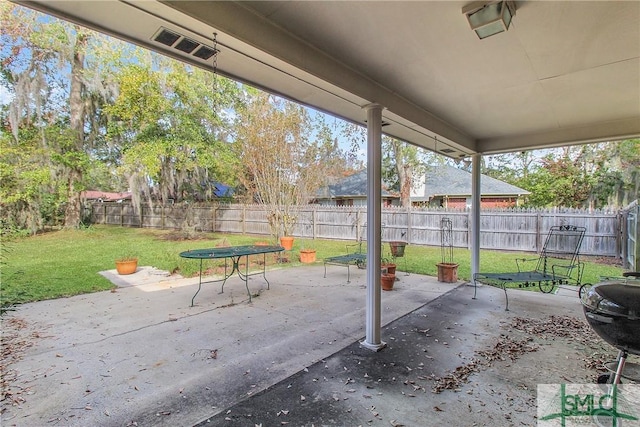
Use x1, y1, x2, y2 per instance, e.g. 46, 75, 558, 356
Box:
86, 202, 626, 258
621, 200, 639, 270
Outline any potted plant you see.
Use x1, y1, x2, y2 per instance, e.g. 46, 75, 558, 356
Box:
381, 257, 397, 275
436, 218, 458, 283
298, 217, 316, 263
115, 256, 138, 275
268, 211, 297, 250
381, 272, 395, 291
299, 249, 316, 263
389, 241, 407, 258
437, 261, 458, 283
281, 213, 297, 249
380, 254, 396, 290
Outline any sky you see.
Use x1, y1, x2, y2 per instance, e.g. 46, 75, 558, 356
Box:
0, 85, 10, 105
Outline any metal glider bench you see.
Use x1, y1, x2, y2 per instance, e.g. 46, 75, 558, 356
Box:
473, 225, 586, 311
323, 240, 366, 283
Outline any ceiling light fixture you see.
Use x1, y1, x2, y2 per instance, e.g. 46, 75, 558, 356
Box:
462, 1, 516, 39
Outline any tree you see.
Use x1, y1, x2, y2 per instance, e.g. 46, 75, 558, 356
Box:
234, 92, 335, 239
1, 4, 121, 229
382, 137, 429, 207
104, 55, 242, 211
312, 114, 362, 183
482, 151, 538, 183
482, 142, 639, 209
63, 30, 90, 228
2, 4, 243, 233
605, 139, 639, 206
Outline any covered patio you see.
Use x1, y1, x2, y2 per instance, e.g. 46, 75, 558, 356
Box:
18, 0, 640, 351
1, 265, 604, 425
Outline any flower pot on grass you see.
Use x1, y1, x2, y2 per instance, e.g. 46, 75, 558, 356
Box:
299, 249, 317, 263
115, 257, 138, 275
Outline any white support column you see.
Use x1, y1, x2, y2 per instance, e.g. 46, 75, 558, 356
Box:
471, 154, 481, 279
360, 103, 386, 352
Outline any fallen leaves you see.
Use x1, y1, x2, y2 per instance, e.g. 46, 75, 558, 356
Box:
510, 315, 594, 344
1, 316, 39, 405
476, 335, 538, 363
510, 315, 615, 376
430, 314, 616, 394
432, 330, 540, 393
432, 359, 482, 393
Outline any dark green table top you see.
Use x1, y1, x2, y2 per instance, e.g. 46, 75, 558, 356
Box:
179, 245, 284, 259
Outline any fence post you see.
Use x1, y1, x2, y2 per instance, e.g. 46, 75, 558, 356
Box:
406, 206, 412, 244
211, 205, 217, 233
536, 211, 542, 252
619, 210, 626, 264
467, 210, 472, 250
242, 204, 246, 234
312, 207, 317, 239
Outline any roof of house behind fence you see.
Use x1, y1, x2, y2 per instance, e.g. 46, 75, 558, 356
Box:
412, 166, 530, 201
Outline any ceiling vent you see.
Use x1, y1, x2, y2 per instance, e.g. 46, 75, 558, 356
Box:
439, 148, 455, 154
152, 28, 218, 61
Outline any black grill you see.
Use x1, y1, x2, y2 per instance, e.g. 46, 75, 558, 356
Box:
581, 272, 640, 383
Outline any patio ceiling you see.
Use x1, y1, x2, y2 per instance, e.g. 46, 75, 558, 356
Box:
19, 1, 640, 159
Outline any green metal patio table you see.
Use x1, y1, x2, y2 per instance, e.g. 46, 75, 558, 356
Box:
180, 245, 284, 306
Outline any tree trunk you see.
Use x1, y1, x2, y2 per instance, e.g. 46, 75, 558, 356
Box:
392, 140, 412, 208
400, 163, 412, 207
63, 31, 88, 228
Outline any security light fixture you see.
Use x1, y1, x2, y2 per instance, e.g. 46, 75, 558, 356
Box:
463, 1, 516, 39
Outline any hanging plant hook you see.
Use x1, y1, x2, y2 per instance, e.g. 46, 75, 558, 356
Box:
211, 32, 219, 109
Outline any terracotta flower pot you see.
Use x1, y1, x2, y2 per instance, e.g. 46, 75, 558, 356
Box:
437, 262, 458, 283
381, 273, 396, 291
381, 263, 396, 275
299, 249, 317, 263
389, 241, 407, 257
115, 258, 138, 275
280, 236, 294, 250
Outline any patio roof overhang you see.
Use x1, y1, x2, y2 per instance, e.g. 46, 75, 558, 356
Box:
15, 0, 639, 352
16, 1, 640, 158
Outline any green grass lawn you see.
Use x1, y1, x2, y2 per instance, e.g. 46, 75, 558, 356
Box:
0, 225, 625, 308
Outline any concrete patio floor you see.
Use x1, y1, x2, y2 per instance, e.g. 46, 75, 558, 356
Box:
1, 264, 617, 426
